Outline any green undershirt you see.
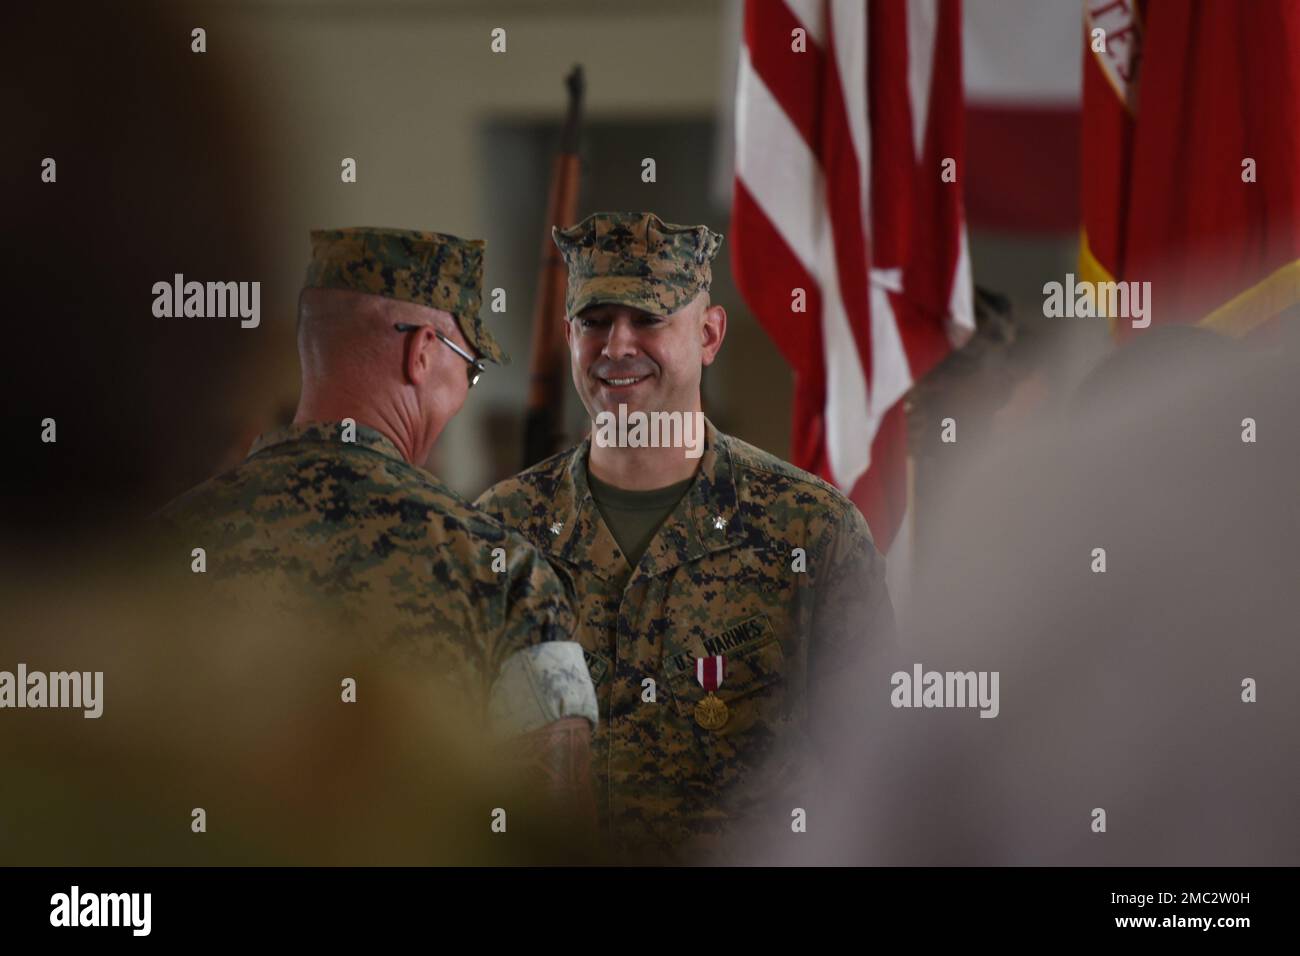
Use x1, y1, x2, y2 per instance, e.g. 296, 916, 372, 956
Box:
587, 469, 694, 572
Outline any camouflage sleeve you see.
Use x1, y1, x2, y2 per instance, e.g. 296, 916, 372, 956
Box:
491, 536, 578, 686
807, 500, 897, 733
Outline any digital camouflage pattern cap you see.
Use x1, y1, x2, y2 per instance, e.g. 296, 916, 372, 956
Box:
553, 212, 723, 318
304, 226, 508, 364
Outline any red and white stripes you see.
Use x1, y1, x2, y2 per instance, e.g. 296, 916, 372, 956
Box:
696, 655, 727, 693
733, 0, 974, 553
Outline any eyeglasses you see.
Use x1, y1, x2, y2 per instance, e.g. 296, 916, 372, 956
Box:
393, 323, 487, 388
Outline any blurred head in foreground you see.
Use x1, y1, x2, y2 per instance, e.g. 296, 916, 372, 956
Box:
726, 321, 1299, 864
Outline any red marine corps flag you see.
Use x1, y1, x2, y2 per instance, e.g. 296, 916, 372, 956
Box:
1082, 0, 1300, 340
732, 0, 975, 555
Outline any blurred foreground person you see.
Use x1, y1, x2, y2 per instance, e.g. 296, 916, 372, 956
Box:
3, 3, 594, 865
731, 323, 1300, 865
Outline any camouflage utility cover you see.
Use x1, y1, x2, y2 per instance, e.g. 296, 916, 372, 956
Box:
476, 420, 895, 860
553, 212, 723, 319
305, 226, 508, 364
158, 421, 572, 713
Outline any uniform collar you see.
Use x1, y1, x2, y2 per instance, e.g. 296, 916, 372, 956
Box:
247, 420, 409, 465
547, 417, 746, 581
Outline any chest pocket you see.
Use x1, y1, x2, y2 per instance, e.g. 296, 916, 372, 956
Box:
664, 615, 788, 738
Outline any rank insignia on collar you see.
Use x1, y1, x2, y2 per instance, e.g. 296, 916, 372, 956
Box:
694, 654, 729, 730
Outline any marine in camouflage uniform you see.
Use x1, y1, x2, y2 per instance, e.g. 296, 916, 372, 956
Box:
476, 212, 894, 859
159, 227, 595, 733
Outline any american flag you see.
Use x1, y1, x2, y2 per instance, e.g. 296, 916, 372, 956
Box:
732, 0, 976, 554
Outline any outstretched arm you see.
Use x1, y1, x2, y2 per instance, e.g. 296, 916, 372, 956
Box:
489, 641, 599, 833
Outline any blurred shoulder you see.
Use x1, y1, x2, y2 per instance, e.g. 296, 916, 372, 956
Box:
721, 431, 865, 529
475, 445, 578, 519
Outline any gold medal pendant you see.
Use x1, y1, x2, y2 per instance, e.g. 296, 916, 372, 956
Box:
694, 691, 729, 730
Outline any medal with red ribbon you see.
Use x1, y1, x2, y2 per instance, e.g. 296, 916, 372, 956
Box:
694, 655, 729, 730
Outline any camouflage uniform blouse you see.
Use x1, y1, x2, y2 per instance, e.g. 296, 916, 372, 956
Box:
476, 419, 894, 858
158, 421, 577, 716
